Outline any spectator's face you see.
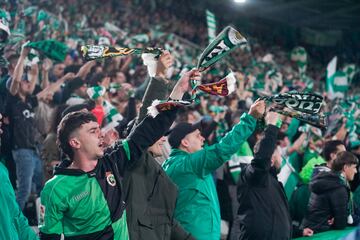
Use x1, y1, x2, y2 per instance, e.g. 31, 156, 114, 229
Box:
148, 136, 166, 157
115, 72, 126, 84
53, 63, 65, 78
344, 164, 357, 181
187, 111, 197, 124
71, 121, 105, 159
101, 77, 110, 89
117, 83, 133, 101
19, 80, 32, 95
180, 129, 204, 153
75, 84, 88, 98
279, 136, 289, 148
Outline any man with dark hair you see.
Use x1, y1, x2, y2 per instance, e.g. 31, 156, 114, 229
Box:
302, 151, 359, 233
64, 77, 88, 105
38, 69, 190, 239
312, 140, 346, 178
162, 99, 265, 240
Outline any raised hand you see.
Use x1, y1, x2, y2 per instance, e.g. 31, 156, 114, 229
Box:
169, 69, 201, 100
155, 50, 174, 78
248, 99, 266, 119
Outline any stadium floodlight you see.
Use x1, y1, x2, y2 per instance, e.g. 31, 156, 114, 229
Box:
234, 0, 246, 3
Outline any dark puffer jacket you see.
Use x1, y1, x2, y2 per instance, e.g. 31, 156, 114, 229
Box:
302, 171, 350, 233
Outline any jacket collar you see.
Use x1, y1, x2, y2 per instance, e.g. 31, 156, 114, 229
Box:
169, 148, 189, 157
163, 148, 188, 170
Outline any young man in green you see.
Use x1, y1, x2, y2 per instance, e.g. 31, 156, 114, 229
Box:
162, 99, 265, 240
38, 68, 192, 240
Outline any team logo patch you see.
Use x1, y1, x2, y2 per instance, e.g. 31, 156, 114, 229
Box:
106, 172, 116, 186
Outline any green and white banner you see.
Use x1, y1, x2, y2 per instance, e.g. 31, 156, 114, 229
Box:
227, 141, 253, 183
342, 64, 356, 84
206, 10, 217, 44
326, 56, 349, 99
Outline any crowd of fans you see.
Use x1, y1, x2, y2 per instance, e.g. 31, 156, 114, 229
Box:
0, 0, 360, 239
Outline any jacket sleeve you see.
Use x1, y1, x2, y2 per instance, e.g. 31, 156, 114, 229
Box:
330, 187, 348, 230
38, 184, 66, 240
243, 124, 279, 182
180, 113, 256, 178
170, 220, 196, 240
137, 76, 169, 123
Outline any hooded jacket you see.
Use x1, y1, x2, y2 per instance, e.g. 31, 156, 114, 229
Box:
302, 171, 350, 233
232, 125, 292, 240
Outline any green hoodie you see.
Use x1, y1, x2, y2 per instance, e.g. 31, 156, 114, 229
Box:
0, 162, 39, 240
162, 113, 256, 240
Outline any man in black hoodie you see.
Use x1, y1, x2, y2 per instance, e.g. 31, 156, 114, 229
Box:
230, 112, 313, 240
302, 151, 359, 233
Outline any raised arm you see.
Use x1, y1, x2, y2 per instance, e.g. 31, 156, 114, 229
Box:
127, 68, 198, 156
9, 44, 29, 96
76, 60, 96, 79
106, 69, 197, 174
138, 51, 173, 122
40, 59, 52, 90
251, 111, 280, 170
182, 100, 264, 177
36, 73, 75, 101
27, 63, 39, 94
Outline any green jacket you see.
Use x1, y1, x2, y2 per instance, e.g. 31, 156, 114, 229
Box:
162, 113, 256, 240
0, 162, 39, 240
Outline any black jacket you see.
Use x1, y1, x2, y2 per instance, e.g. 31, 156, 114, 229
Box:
231, 125, 292, 240
302, 171, 350, 233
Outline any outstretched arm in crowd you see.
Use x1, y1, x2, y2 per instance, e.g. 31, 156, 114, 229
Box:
40, 59, 52, 90
243, 111, 280, 180
137, 50, 174, 122
76, 60, 96, 79
106, 69, 198, 174
126, 68, 198, 159
36, 72, 75, 102
9, 44, 29, 96
178, 100, 263, 178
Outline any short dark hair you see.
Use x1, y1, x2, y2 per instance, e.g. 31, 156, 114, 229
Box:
322, 140, 344, 162
331, 151, 358, 172
57, 111, 97, 159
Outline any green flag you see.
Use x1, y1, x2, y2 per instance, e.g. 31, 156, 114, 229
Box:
25, 40, 68, 62
227, 141, 253, 183
197, 26, 247, 71
206, 10, 216, 44
331, 71, 348, 93
326, 56, 345, 100
278, 153, 302, 199
342, 64, 357, 84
